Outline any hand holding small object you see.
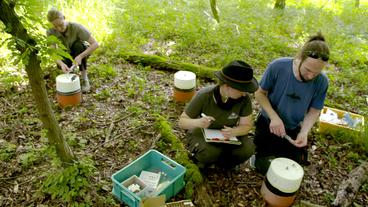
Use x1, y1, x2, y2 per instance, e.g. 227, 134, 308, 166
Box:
199, 113, 215, 128
283, 134, 294, 143
221, 126, 232, 139
201, 113, 215, 122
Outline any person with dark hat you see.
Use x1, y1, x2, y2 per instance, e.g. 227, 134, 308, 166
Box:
178, 60, 259, 169
252, 32, 330, 175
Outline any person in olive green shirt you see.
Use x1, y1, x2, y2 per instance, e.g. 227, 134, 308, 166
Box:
178, 60, 259, 169
47, 8, 99, 92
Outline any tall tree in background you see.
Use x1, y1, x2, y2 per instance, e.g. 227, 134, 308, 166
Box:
355, 0, 360, 8
210, 0, 220, 23
0, 0, 75, 164
274, 0, 286, 9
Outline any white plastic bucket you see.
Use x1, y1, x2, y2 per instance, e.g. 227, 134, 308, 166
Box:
261, 158, 304, 207
173, 71, 196, 102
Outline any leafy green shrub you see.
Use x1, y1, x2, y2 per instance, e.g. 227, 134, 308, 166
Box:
94, 89, 111, 101
41, 158, 95, 206
0, 141, 17, 161
19, 151, 42, 168
89, 64, 117, 80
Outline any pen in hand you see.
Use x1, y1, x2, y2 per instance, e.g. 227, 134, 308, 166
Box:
201, 113, 215, 122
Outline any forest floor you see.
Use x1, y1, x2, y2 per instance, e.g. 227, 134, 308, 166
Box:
0, 58, 367, 207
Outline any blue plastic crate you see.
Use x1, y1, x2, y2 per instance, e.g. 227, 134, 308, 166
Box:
111, 150, 186, 207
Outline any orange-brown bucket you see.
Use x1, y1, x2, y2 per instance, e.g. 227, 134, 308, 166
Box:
173, 71, 196, 103
261, 158, 304, 207
56, 74, 81, 107
173, 87, 195, 103
57, 90, 81, 108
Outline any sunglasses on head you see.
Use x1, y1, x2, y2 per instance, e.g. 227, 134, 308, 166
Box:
306, 51, 329, 61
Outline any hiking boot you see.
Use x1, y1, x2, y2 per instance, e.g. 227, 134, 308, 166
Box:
81, 79, 91, 92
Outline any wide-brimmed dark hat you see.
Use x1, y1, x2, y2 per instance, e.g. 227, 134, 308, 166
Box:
215, 60, 259, 93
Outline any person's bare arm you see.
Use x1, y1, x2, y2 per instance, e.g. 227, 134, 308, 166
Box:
255, 87, 286, 137
294, 107, 321, 147
74, 36, 99, 65
178, 112, 215, 130
221, 115, 253, 139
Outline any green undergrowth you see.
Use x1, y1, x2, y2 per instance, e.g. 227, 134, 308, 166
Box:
154, 114, 203, 198
40, 157, 96, 207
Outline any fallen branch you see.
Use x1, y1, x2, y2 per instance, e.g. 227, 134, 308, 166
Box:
105, 116, 116, 143
117, 52, 217, 81
332, 161, 368, 207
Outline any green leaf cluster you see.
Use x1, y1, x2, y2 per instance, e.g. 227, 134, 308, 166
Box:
41, 158, 96, 206
0, 141, 17, 161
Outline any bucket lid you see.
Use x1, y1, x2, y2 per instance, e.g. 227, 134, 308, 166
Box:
56, 74, 80, 93
266, 158, 304, 193
174, 71, 196, 89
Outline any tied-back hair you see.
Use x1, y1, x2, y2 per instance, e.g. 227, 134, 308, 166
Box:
297, 32, 330, 63
47, 8, 64, 22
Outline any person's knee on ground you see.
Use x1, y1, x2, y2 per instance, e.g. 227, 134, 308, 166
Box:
194, 144, 222, 169
222, 137, 255, 168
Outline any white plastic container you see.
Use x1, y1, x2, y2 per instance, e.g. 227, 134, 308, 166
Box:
56, 74, 81, 107
261, 158, 304, 207
173, 71, 196, 102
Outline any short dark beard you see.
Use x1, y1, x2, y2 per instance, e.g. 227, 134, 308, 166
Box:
298, 65, 307, 82
298, 61, 314, 82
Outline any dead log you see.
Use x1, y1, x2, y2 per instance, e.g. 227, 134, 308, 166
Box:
118, 52, 218, 80
332, 161, 368, 207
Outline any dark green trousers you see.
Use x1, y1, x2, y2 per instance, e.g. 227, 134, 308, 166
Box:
186, 128, 255, 169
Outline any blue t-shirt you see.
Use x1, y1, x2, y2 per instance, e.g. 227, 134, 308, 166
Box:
260, 57, 328, 129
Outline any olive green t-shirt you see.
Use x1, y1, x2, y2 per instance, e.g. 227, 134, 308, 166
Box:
47, 22, 91, 52
185, 85, 252, 129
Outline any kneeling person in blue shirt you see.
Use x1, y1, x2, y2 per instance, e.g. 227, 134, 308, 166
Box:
253, 32, 330, 175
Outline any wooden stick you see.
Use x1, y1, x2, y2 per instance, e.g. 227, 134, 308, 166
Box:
332, 161, 368, 207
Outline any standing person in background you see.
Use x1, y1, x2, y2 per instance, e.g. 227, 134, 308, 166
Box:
253, 32, 330, 175
178, 60, 258, 169
47, 8, 99, 92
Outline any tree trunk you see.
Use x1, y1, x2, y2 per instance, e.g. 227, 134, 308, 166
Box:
332, 161, 368, 207
0, 0, 75, 164
209, 0, 220, 23
274, 0, 286, 9
355, 0, 360, 8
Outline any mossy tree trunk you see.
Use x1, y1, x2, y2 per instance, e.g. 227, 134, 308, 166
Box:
355, 0, 360, 8
274, 0, 286, 9
0, 0, 75, 164
210, 0, 220, 23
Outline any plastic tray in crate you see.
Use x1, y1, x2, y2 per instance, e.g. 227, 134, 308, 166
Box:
112, 149, 186, 207
319, 106, 364, 134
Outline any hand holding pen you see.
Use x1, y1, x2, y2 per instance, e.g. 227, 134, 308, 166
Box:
199, 113, 216, 128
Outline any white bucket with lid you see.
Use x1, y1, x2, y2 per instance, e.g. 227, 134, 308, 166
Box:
261, 157, 304, 207
173, 71, 196, 102
56, 74, 81, 107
